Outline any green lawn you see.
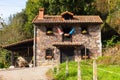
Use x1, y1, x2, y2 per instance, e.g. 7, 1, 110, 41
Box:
53, 61, 120, 80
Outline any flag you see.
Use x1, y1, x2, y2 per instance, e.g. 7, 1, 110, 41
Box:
69, 27, 75, 35
57, 27, 63, 35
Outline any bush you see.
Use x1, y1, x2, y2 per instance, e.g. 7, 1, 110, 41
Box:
0, 62, 4, 68
97, 54, 120, 65
103, 35, 118, 48
0, 49, 11, 68
97, 56, 112, 65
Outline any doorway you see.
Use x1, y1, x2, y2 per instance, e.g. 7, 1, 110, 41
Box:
60, 47, 74, 63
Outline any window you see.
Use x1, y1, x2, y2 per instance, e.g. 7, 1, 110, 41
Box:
46, 27, 53, 35
62, 14, 73, 20
61, 11, 73, 20
81, 27, 88, 34
81, 47, 90, 59
62, 27, 72, 42
45, 48, 53, 60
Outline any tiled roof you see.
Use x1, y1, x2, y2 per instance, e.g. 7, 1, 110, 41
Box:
53, 42, 82, 47
2, 38, 33, 49
32, 15, 103, 24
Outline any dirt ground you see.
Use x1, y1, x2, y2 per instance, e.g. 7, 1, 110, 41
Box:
0, 66, 52, 80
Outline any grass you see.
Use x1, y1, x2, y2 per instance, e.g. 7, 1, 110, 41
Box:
52, 61, 120, 80
46, 69, 54, 80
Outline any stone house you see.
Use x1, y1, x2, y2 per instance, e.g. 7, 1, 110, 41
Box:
32, 8, 103, 66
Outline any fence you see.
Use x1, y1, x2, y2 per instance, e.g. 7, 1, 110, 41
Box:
54, 59, 120, 80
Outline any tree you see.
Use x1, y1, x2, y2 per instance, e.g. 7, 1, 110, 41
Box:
105, 0, 120, 34
0, 10, 27, 45
24, 0, 41, 37
95, 0, 120, 42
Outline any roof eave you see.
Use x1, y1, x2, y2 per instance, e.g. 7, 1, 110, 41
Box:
2, 38, 33, 49
33, 21, 103, 24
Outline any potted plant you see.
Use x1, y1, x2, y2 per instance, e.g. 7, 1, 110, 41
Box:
81, 29, 87, 34
47, 31, 53, 35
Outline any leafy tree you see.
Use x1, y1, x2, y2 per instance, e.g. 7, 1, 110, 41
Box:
95, 0, 120, 44
106, 0, 120, 34
24, 0, 41, 37
0, 10, 27, 45
48, 0, 95, 15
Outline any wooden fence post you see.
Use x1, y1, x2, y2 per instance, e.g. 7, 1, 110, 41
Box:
52, 58, 54, 71
66, 57, 69, 77
93, 59, 97, 80
78, 57, 82, 80
57, 58, 60, 74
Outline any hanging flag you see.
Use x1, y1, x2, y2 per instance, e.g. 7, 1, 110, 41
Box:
57, 27, 63, 35
69, 27, 75, 35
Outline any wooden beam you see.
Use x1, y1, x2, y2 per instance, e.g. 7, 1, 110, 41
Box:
33, 25, 37, 67
11, 51, 14, 66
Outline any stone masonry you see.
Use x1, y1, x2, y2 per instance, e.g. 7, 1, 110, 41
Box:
35, 24, 101, 66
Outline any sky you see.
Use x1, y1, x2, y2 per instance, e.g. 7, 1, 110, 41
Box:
0, 0, 27, 22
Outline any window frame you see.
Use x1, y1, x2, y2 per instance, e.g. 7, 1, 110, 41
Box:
81, 27, 88, 34
62, 26, 73, 42
45, 48, 54, 60
46, 27, 53, 35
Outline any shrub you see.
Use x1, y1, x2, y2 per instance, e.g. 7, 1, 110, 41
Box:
0, 62, 4, 68
103, 35, 118, 48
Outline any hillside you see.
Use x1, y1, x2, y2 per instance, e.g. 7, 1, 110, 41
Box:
98, 44, 120, 65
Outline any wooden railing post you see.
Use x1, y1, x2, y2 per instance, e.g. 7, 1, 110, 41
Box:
57, 58, 60, 74
11, 51, 14, 66
78, 57, 82, 80
93, 59, 97, 80
66, 57, 69, 77
52, 58, 54, 71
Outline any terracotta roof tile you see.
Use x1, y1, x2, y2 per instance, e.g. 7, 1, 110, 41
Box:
33, 15, 103, 24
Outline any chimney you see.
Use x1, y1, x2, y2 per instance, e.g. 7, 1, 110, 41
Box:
38, 8, 44, 19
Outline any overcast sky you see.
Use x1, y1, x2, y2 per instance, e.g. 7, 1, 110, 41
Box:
0, 0, 27, 22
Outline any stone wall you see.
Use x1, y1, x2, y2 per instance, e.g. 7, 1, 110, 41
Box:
36, 25, 61, 66
73, 24, 101, 58
35, 24, 101, 66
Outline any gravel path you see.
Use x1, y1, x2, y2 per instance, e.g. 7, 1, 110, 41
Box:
0, 66, 52, 80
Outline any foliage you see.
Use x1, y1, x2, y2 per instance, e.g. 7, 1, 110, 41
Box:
53, 61, 120, 80
103, 35, 118, 47
0, 10, 27, 45
97, 55, 120, 66
95, 0, 118, 18
96, 0, 120, 45
106, 10, 120, 34
24, 0, 41, 37
48, 0, 95, 15
100, 44, 120, 65
0, 62, 4, 68
0, 49, 11, 68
